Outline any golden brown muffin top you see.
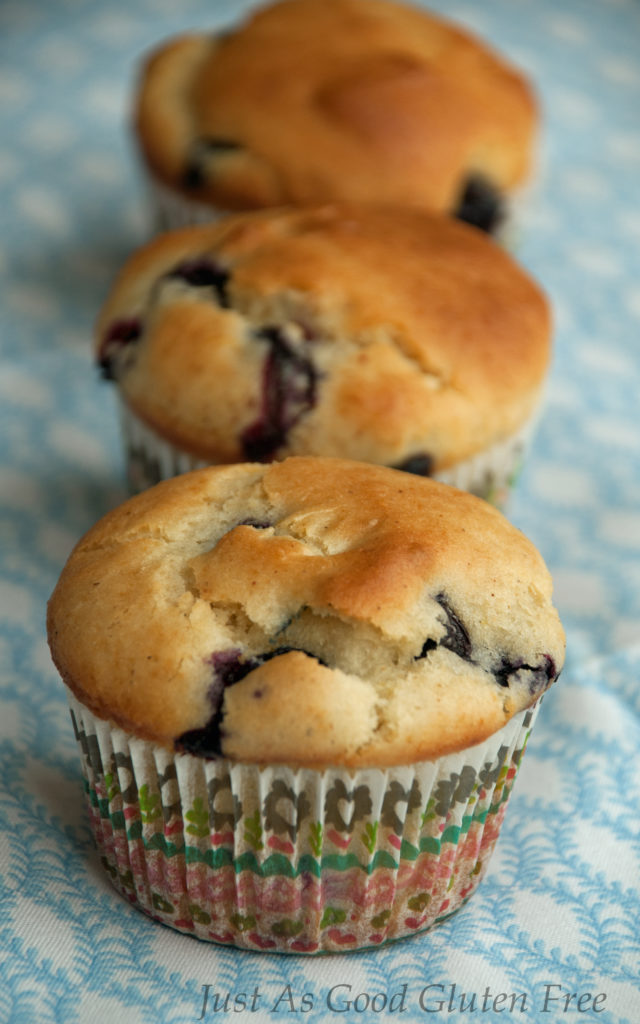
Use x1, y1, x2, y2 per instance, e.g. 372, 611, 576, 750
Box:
96, 203, 551, 470
135, 0, 537, 218
48, 458, 565, 766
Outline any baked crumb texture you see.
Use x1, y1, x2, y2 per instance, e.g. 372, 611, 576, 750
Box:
48, 458, 565, 766
134, 0, 537, 227
96, 204, 551, 472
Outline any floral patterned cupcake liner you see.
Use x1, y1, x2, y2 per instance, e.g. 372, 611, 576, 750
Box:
118, 397, 538, 509
67, 692, 540, 954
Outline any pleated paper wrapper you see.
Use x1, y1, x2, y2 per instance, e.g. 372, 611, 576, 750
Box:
118, 396, 538, 510
68, 691, 540, 954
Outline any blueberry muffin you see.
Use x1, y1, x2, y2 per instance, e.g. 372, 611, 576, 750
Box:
48, 457, 565, 952
96, 203, 551, 501
134, 0, 538, 235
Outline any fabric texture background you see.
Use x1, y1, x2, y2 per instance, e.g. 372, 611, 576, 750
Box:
0, 0, 639, 1020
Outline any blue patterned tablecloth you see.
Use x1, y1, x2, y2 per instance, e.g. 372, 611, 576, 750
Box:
1, 1, 639, 1021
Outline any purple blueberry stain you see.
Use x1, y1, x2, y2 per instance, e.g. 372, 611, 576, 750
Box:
415, 594, 472, 662
455, 174, 505, 235
98, 318, 142, 380
176, 646, 326, 758
414, 595, 559, 702
182, 137, 242, 191
241, 326, 318, 462
393, 453, 434, 477
166, 258, 230, 307
183, 161, 206, 191
415, 637, 437, 661
493, 653, 557, 695
176, 649, 258, 758
200, 137, 242, 153
435, 593, 473, 661
209, 649, 261, 690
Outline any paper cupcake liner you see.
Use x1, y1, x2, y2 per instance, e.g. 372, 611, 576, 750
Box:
149, 179, 226, 232
67, 691, 539, 954
147, 177, 531, 249
119, 401, 209, 492
493, 183, 536, 252
118, 397, 537, 508
433, 416, 537, 507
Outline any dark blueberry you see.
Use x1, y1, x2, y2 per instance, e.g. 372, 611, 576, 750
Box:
209, 648, 261, 688
493, 654, 557, 695
393, 453, 434, 477
200, 137, 242, 153
237, 518, 271, 529
182, 137, 241, 191
455, 175, 505, 235
176, 649, 259, 759
176, 646, 326, 758
543, 654, 557, 682
241, 326, 317, 462
177, 716, 225, 759
415, 596, 472, 662
166, 258, 230, 307
183, 161, 206, 191
415, 637, 437, 661
435, 593, 473, 661
494, 658, 521, 689
97, 318, 142, 380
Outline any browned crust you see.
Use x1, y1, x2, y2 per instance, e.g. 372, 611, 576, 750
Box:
134, 0, 538, 212
96, 203, 551, 468
48, 459, 565, 765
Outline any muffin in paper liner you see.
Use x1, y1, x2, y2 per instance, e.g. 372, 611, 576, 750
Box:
147, 177, 529, 252
97, 206, 551, 509
68, 690, 539, 954
49, 460, 564, 950
134, 0, 539, 248
150, 178, 226, 233
118, 395, 537, 509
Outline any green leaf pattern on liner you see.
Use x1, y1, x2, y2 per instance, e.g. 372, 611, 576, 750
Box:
230, 912, 256, 932
71, 702, 535, 950
320, 907, 346, 928
309, 821, 323, 857
407, 892, 430, 912
361, 820, 379, 853
244, 808, 263, 851
371, 909, 391, 929
421, 798, 436, 825
152, 892, 174, 913
272, 918, 304, 937
138, 783, 162, 823
103, 772, 120, 801
83, 754, 525, 875
188, 903, 212, 925
185, 796, 209, 837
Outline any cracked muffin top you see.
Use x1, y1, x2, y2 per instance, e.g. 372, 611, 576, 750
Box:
96, 203, 551, 472
47, 457, 565, 766
134, 0, 537, 230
